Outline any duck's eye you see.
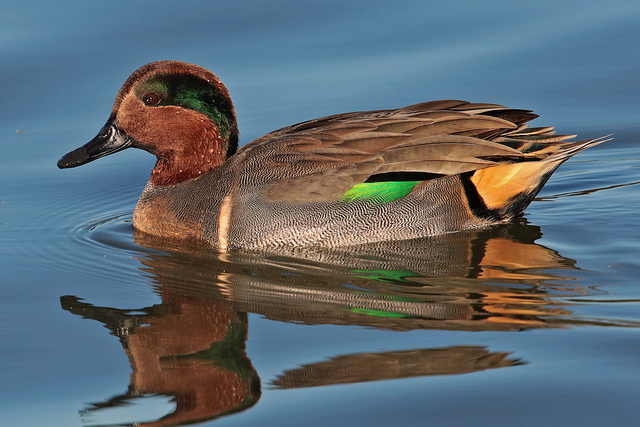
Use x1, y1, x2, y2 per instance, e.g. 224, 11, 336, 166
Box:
142, 92, 162, 106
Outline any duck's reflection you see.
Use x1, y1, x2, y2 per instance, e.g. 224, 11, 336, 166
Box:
62, 221, 597, 426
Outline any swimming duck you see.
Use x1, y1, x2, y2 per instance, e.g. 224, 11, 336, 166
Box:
58, 60, 605, 249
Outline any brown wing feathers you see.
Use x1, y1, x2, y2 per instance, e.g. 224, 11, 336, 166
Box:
256, 101, 602, 208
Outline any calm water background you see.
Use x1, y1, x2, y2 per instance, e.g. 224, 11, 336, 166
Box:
2, 1, 640, 426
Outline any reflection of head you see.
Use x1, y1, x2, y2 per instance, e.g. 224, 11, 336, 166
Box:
61, 295, 260, 426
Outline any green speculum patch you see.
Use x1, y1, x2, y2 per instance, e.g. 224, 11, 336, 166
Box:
340, 181, 420, 204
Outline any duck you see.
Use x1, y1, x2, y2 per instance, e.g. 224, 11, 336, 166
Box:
58, 60, 606, 250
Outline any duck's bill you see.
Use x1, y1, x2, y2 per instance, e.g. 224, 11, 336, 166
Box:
57, 120, 133, 169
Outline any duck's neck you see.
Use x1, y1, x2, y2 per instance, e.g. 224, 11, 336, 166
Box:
150, 132, 227, 186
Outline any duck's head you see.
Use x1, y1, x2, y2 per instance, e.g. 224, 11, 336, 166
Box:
57, 61, 239, 185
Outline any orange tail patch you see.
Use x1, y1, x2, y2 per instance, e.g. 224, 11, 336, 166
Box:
470, 159, 561, 212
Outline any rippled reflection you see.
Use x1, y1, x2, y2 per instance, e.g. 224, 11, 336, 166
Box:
61, 219, 630, 426
271, 346, 521, 389
130, 220, 588, 331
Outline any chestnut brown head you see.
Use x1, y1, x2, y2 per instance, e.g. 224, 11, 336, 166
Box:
58, 61, 239, 186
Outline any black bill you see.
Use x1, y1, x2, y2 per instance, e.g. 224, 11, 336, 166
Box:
57, 119, 133, 169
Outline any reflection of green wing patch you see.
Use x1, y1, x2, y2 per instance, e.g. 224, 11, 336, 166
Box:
340, 181, 420, 204
351, 308, 410, 318
351, 269, 420, 284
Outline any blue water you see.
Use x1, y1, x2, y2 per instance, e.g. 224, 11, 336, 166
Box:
2, 1, 640, 426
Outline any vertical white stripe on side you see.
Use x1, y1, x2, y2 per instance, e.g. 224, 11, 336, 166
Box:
218, 195, 232, 251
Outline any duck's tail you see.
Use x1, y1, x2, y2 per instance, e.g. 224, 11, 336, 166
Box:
468, 128, 611, 219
